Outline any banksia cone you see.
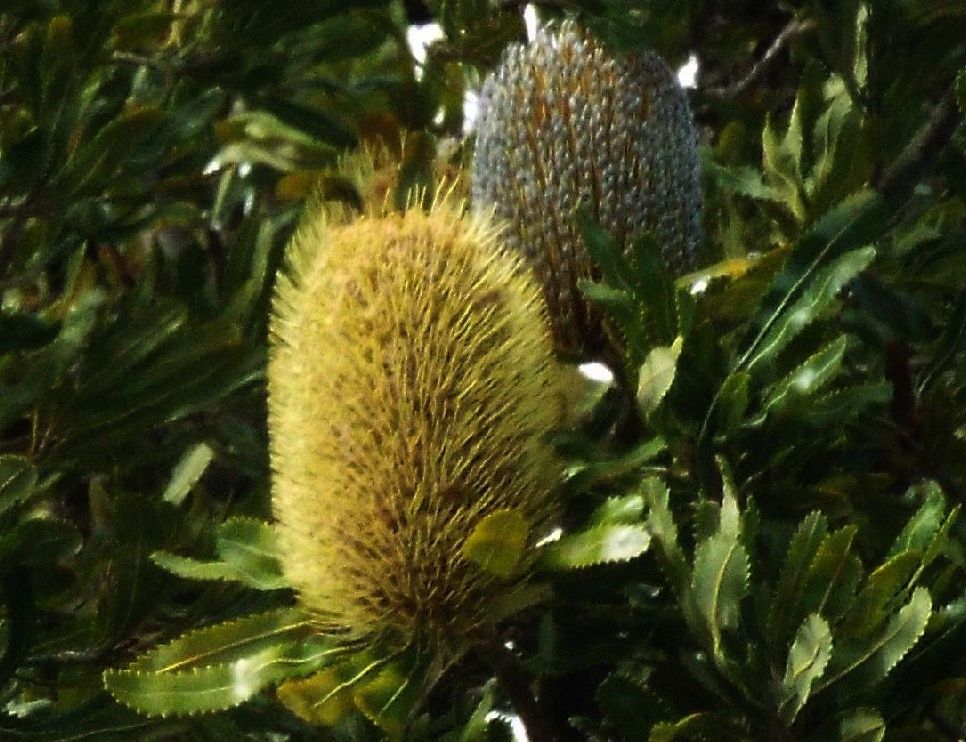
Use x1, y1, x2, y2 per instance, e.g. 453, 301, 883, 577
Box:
268, 198, 562, 654
472, 21, 702, 357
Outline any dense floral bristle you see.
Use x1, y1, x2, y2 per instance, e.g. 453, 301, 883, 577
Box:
472, 20, 702, 356
268, 199, 562, 650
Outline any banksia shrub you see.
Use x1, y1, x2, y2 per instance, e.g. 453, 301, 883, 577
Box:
268, 198, 563, 655
472, 21, 702, 357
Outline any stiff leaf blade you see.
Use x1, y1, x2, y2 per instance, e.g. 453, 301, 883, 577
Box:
779, 613, 833, 723
539, 524, 650, 571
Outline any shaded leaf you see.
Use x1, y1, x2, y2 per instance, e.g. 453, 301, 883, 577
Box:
779, 613, 833, 723
820, 587, 932, 692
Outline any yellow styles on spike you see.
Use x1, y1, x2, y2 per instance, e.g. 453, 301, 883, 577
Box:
268, 195, 563, 654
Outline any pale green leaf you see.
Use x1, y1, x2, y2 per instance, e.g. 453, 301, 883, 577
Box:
462, 509, 529, 578
149, 551, 235, 582
162, 442, 214, 505
215, 517, 288, 590
889, 482, 947, 557
779, 613, 833, 723
637, 337, 683, 415
539, 524, 650, 571
590, 493, 645, 526
839, 708, 885, 742
150, 517, 287, 590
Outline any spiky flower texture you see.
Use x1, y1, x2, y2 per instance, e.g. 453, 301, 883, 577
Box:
473, 22, 702, 356
269, 201, 562, 654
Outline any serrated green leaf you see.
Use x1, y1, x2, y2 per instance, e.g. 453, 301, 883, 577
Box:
461, 680, 499, 742
277, 666, 356, 727
643, 478, 689, 593
353, 644, 430, 738
687, 492, 749, 659
779, 613, 833, 723
838, 708, 885, 742
715, 371, 751, 436
649, 712, 714, 742
802, 381, 891, 428
769, 511, 830, 647
162, 442, 214, 505
762, 114, 806, 221
706, 161, 783, 202
746, 247, 875, 375
889, 482, 947, 557
564, 436, 666, 492
462, 509, 529, 578
151, 517, 287, 591
819, 587, 932, 692
590, 493, 645, 526
104, 609, 338, 717
637, 337, 683, 416
149, 551, 236, 583
539, 525, 650, 571
763, 335, 849, 417
576, 207, 627, 289
0, 455, 37, 517
838, 551, 922, 640
215, 517, 287, 589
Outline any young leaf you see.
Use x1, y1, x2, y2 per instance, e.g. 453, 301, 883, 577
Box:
462, 509, 530, 578
538, 524, 650, 571
778, 613, 833, 723
162, 443, 214, 505
637, 337, 684, 416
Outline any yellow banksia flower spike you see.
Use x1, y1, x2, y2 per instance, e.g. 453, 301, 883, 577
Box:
268, 194, 563, 657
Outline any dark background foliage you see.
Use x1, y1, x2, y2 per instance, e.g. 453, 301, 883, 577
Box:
0, 0, 964, 739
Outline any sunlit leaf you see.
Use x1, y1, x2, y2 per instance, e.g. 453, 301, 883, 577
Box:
539, 524, 650, 571
637, 337, 684, 416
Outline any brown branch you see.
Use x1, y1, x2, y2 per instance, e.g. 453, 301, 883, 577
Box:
876, 83, 961, 205
705, 18, 816, 99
